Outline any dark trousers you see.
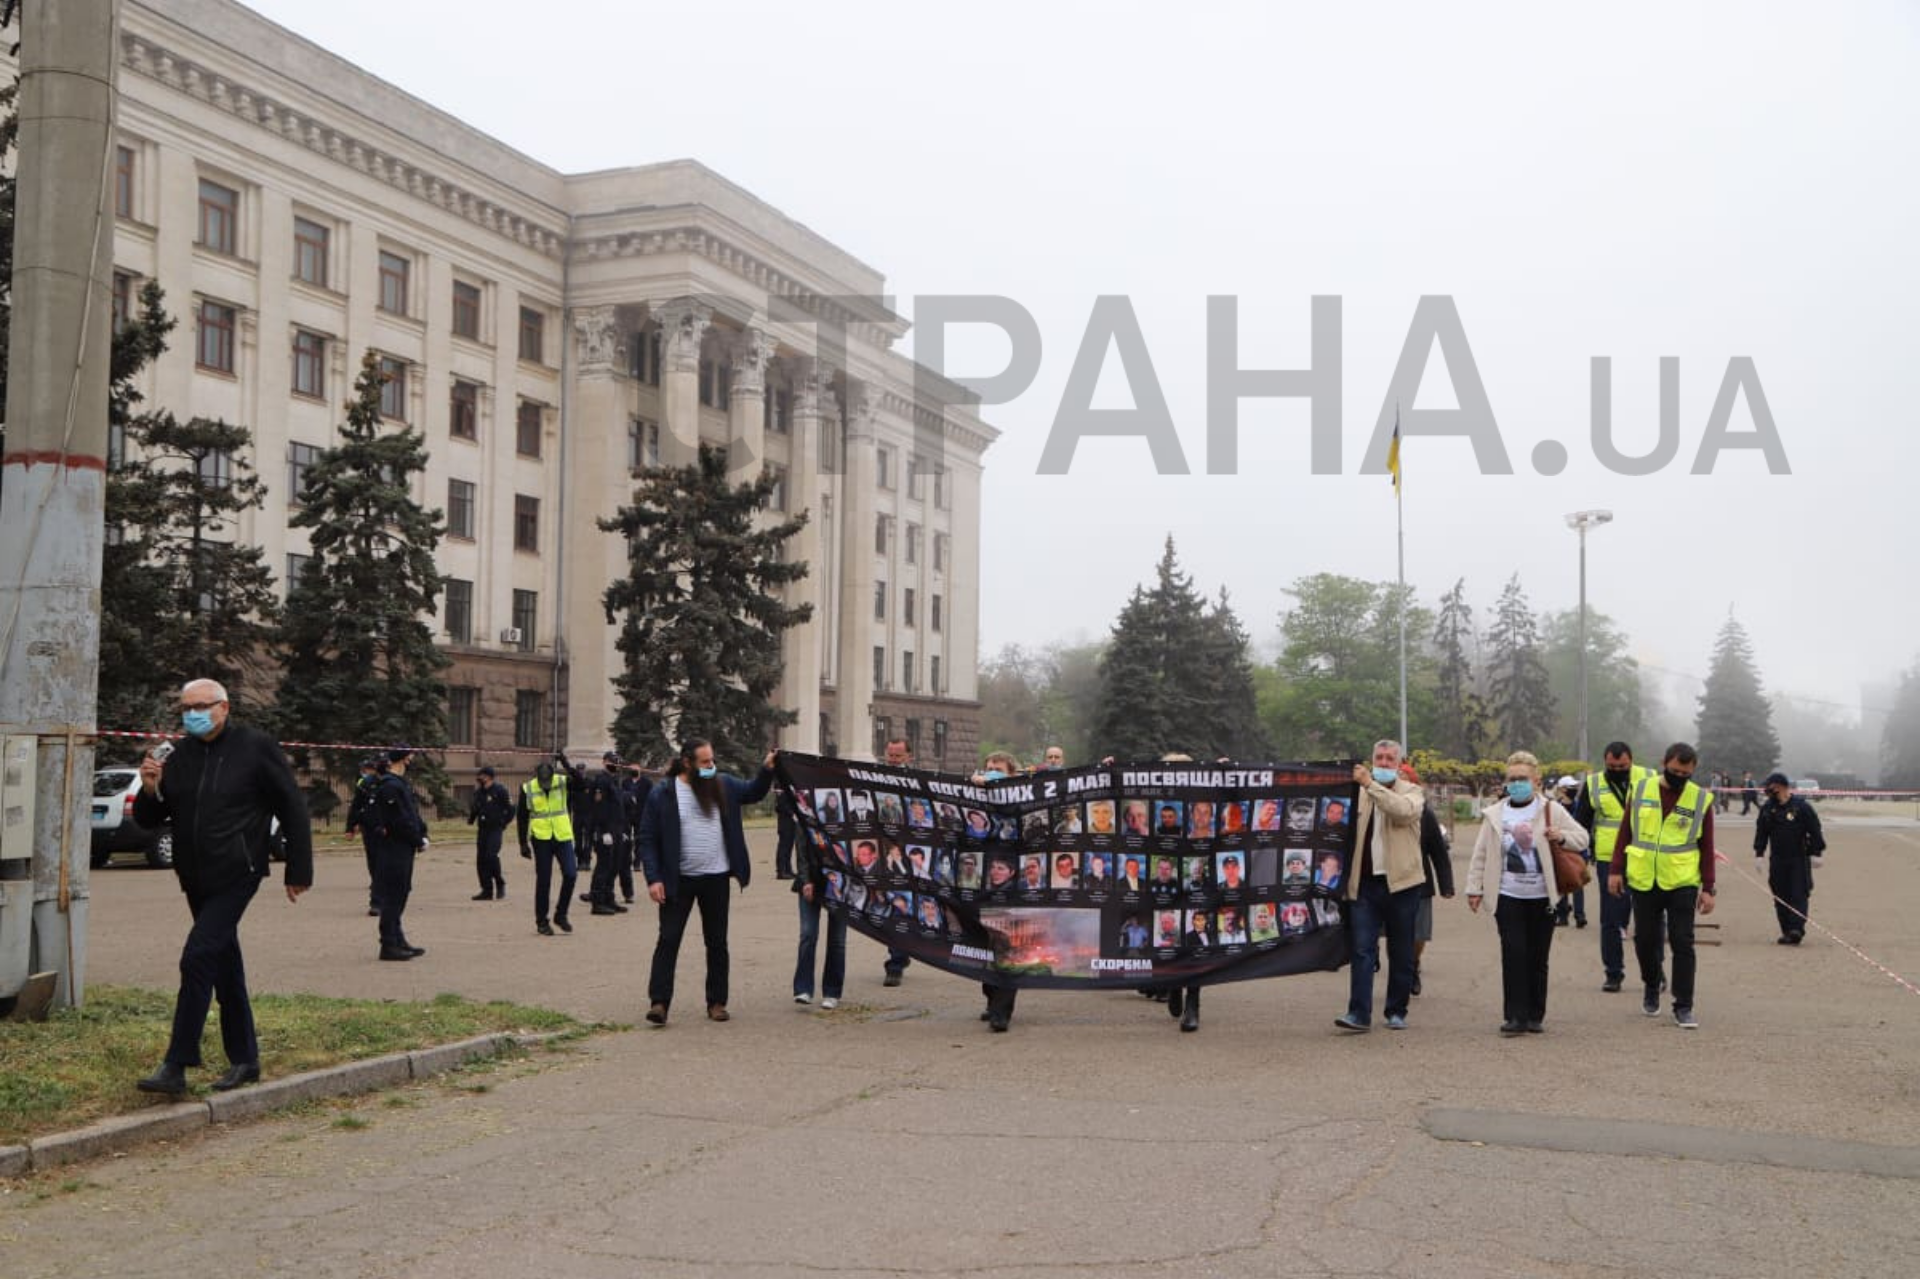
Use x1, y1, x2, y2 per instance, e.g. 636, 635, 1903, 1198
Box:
373, 844, 416, 950
1631, 885, 1699, 1008
588, 836, 629, 903
1554, 884, 1586, 923
885, 946, 912, 977
982, 982, 1018, 1019
616, 841, 634, 901
361, 834, 379, 909
775, 807, 797, 877
533, 838, 577, 926
1598, 860, 1632, 980
1495, 894, 1556, 1023
1347, 876, 1421, 1023
648, 872, 732, 1009
166, 876, 261, 1068
1769, 856, 1813, 937
475, 825, 505, 895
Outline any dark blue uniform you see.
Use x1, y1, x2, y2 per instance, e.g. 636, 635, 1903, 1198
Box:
581, 769, 633, 911
468, 779, 513, 899
343, 767, 380, 915
367, 770, 428, 957
1753, 793, 1825, 943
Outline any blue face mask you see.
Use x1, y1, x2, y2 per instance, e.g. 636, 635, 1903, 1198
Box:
182, 710, 216, 737
1506, 779, 1534, 802
1371, 766, 1399, 785
983, 770, 1006, 782
696, 766, 718, 780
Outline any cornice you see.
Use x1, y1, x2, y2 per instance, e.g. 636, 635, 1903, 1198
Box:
120, 31, 567, 259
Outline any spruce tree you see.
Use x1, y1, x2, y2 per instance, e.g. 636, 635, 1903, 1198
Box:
1882, 660, 1920, 790
1432, 578, 1482, 760
1485, 574, 1556, 754
600, 443, 811, 774
276, 350, 450, 809
1694, 615, 1781, 776
1195, 587, 1268, 759
1091, 537, 1214, 760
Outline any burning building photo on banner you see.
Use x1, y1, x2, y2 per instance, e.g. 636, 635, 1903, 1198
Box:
979, 907, 1105, 978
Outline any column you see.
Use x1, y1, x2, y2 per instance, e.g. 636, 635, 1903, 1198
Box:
782, 359, 830, 752
655, 297, 708, 466
947, 458, 984, 706
833, 382, 879, 761
727, 327, 774, 488
562, 304, 626, 753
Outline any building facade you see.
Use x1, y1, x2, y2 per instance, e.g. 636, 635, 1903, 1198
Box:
25, 0, 994, 774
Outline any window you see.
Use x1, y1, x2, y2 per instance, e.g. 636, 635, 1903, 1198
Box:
447, 479, 476, 539
902, 650, 916, 694
197, 449, 232, 490
291, 329, 325, 398
935, 467, 950, 509
904, 718, 921, 758
930, 655, 942, 695
933, 719, 948, 761
907, 455, 924, 499
820, 712, 837, 757
511, 589, 537, 650
767, 464, 788, 512
516, 400, 543, 457
906, 523, 920, 565
448, 686, 476, 745
115, 146, 134, 219
285, 553, 312, 590
874, 580, 887, 620
699, 357, 732, 410
196, 300, 235, 373
449, 380, 478, 440
452, 281, 482, 340
903, 588, 916, 627
286, 442, 321, 500
931, 594, 943, 633
107, 419, 126, 471
630, 327, 662, 385
871, 715, 891, 758
112, 271, 133, 331
293, 217, 329, 286
377, 250, 410, 315
935, 533, 948, 573
514, 689, 543, 747
629, 417, 660, 471
876, 445, 893, 489
377, 356, 407, 420
197, 179, 237, 254
444, 577, 473, 642
873, 645, 886, 691
517, 306, 545, 363
514, 494, 540, 552
764, 386, 790, 433
875, 513, 889, 555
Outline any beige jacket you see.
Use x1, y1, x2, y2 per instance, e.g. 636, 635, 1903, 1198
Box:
1344, 777, 1427, 897
1466, 797, 1590, 898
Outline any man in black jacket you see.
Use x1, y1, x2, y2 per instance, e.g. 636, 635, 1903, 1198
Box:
367, 750, 430, 960
580, 753, 634, 915
1753, 772, 1826, 944
133, 679, 312, 1095
466, 765, 512, 900
343, 755, 381, 916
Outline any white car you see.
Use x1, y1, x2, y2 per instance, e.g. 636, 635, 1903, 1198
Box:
89, 767, 173, 869
1794, 779, 1822, 800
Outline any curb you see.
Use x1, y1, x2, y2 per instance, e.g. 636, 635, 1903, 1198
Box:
7, 1031, 561, 1177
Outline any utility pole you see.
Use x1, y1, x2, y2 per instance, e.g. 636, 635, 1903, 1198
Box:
0, 0, 118, 1012
1564, 509, 1614, 764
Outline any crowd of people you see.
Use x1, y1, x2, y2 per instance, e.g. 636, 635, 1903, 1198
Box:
131, 676, 1830, 1094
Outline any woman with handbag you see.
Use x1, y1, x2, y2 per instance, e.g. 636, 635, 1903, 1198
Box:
1466, 751, 1590, 1036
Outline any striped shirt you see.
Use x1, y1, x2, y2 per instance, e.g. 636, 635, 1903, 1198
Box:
675, 778, 730, 875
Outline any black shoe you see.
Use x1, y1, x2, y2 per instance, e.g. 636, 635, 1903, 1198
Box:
987, 1008, 1010, 1032
1524, 1021, 1545, 1034
211, 1062, 260, 1091
554, 918, 572, 933
136, 1062, 190, 1096
1575, 918, 1589, 929
580, 893, 595, 904
1499, 1020, 1526, 1037
622, 896, 635, 905
979, 1007, 992, 1021
610, 901, 629, 913
536, 921, 554, 936
1602, 976, 1623, 992
471, 891, 494, 901
883, 971, 903, 988
775, 871, 795, 881
1167, 988, 1184, 1018
496, 882, 506, 899
1410, 966, 1423, 997
367, 906, 380, 917
404, 945, 426, 958
591, 903, 619, 916
379, 946, 415, 961
1180, 992, 1200, 1033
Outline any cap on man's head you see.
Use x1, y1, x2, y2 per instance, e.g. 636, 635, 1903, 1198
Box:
360, 754, 382, 770
1764, 771, 1791, 788
387, 747, 414, 764
603, 750, 621, 764
476, 765, 496, 779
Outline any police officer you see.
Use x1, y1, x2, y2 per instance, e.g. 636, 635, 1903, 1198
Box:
517, 755, 577, 936
619, 764, 653, 905
343, 754, 382, 918
1575, 741, 1652, 992
580, 752, 633, 915
467, 764, 513, 901
1753, 772, 1825, 944
368, 748, 429, 961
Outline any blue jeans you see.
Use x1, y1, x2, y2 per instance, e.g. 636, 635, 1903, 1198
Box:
1347, 876, 1421, 1024
794, 894, 848, 999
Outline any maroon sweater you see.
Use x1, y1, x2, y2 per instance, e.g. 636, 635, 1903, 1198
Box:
1612, 784, 1716, 892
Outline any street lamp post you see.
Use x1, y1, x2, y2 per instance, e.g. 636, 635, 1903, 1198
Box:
1564, 510, 1614, 763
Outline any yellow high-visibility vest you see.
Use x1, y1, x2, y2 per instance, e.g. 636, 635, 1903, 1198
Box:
1622, 775, 1711, 891
522, 775, 574, 842
1585, 765, 1652, 863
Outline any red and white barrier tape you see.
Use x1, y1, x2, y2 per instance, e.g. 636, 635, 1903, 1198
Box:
96, 729, 571, 760
1715, 850, 1920, 999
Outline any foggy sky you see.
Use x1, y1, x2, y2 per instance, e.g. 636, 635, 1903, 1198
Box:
239, 0, 1920, 720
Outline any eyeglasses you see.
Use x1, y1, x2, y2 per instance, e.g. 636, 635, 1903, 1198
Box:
180, 699, 225, 712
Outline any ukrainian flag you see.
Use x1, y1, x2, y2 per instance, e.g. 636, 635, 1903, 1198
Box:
1387, 408, 1401, 496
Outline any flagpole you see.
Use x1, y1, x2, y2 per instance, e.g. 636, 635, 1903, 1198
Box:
1396, 443, 1407, 752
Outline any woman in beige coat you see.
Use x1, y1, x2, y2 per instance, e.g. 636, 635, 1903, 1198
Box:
1467, 751, 1589, 1036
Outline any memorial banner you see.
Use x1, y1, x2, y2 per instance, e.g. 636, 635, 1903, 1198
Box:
775, 753, 1360, 990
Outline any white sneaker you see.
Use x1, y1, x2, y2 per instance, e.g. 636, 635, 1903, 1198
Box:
821, 997, 839, 1010
793, 993, 811, 1005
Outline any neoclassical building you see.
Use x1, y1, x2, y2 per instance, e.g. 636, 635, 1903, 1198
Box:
27, 0, 995, 773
